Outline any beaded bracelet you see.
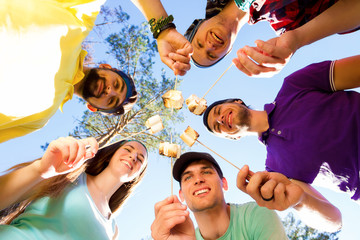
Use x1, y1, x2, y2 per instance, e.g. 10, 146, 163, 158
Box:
149, 15, 176, 39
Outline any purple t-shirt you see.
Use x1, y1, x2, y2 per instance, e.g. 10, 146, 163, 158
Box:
260, 61, 360, 200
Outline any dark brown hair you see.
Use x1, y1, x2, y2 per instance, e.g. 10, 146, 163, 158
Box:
0, 140, 147, 224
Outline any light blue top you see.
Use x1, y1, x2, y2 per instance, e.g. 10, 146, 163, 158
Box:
0, 173, 117, 240
195, 202, 288, 240
234, 0, 256, 11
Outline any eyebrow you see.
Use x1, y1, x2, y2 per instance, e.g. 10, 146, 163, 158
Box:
126, 144, 145, 160
181, 166, 213, 179
212, 106, 221, 133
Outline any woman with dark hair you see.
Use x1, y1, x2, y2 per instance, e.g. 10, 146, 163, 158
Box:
0, 136, 148, 239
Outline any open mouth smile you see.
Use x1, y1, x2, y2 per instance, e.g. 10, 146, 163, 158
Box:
95, 80, 104, 97
193, 188, 210, 196
210, 31, 224, 45
121, 160, 133, 170
227, 111, 233, 129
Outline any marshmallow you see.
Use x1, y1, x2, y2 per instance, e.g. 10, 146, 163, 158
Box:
180, 126, 199, 147
185, 94, 207, 115
159, 142, 181, 158
145, 115, 164, 134
162, 90, 184, 109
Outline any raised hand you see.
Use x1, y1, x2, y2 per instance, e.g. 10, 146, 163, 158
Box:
157, 28, 193, 76
232, 30, 298, 78
39, 137, 98, 179
236, 165, 304, 211
151, 195, 196, 240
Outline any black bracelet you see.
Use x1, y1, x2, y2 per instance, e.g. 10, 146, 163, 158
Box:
153, 22, 176, 39
149, 15, 176, 39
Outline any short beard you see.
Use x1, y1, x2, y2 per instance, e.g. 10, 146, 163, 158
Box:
82, 68, 103, 100
228, 106, 252, 139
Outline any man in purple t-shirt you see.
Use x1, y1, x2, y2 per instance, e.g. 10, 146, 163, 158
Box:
202, 54, 360, 231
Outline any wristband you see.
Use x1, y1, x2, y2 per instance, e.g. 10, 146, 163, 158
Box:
149, 15, 176, 39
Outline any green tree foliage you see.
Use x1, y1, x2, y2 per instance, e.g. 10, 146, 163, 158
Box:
73, 6, 185, 150
283, 212, 340, 240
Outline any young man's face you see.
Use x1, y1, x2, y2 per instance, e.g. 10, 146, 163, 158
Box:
191, 18, 234, 66
179, 160, 228, 212
82, 68, 128, 111
206, 101, 251, 139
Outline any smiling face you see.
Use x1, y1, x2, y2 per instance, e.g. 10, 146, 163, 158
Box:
179, 160, 228, 212
191, 17, 234, 66
107, 141, 148, 183
206, 101, 251, 139
82, 68, 128, 111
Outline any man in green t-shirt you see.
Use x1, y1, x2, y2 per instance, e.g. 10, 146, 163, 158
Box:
150, 152, 288, 240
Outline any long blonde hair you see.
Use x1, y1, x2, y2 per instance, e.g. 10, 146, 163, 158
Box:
0, 140, 148, 224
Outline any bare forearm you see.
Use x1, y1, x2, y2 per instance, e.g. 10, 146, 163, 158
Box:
292, 180, 342, 232
292, 0, 360, 50
130, 0, 168, 21
0, 160, 43, 210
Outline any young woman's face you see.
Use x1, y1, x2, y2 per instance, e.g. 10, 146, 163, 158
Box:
108, 141, 148, 182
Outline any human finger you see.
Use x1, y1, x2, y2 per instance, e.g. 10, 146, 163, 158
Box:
242, 45, 286, 65
173, 61, 191, 74
273, 182, 287, 211
235, 49, 277, 77
169, 52, 191, 64
260, 179, 277, 201
246, 172, 269, 202
154, 195, 183, 216
64, 137, 81, 167
176, 44, 193, 56
232, 58, 253, 76
255, 40, 292, 60
81, 137, 98, 160
237, 165, 251, 191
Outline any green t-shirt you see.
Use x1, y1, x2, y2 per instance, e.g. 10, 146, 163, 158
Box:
195, 202, 288, 240
0, 173, 117, 239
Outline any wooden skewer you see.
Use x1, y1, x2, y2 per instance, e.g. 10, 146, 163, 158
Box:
201, 62, 233, 100
196, 139, 240, 170
174, 75, 178, 91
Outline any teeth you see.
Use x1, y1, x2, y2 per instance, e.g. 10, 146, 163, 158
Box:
122, 161, 132, 169
212, 32, 223, 43
195, 189, 209, 196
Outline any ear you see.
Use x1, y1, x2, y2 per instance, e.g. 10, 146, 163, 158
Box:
222, 177, 229, 191
179, 189, 185, 202
234, 100, 243, 104
99, 63, 112, 69
86, 103, 98, 112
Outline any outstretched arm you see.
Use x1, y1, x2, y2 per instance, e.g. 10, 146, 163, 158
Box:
233, 0, 360, 77
333, 55, 360, 90
151, 195, 196, 240
237, 165, 342, 232
130, 0, 193, 76
0, 137, 98, 210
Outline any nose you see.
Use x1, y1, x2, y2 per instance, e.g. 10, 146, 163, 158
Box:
216, 114, 225, 125
206, 41, 216, 50
129, 152, 138, 162
194, 174, 205, 185
104, 85, 116, 97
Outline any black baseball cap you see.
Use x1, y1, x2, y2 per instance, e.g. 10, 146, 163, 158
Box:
173, 151, 223, 182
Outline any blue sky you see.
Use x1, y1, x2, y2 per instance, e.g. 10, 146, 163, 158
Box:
1, 0, 359, 239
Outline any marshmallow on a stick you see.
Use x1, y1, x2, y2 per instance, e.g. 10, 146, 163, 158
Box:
186, 94, 207, 115
145, 115, 164, 134
159, 142, 181, 158
162, 90, 184, 110
180, 126, 199, 147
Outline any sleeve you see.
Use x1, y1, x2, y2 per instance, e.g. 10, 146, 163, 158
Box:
279, 60, 336, 96
246, 203, 288, 240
